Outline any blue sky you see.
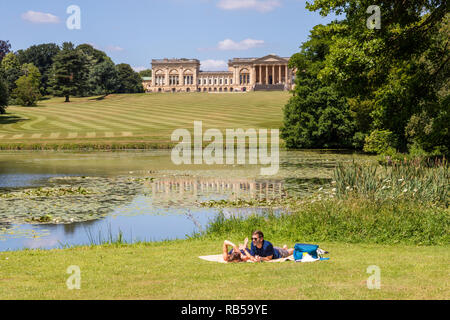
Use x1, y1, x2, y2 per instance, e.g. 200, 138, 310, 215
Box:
1, 0, 336, 71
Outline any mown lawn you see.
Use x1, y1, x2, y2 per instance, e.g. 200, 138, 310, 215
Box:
0, 92, 288, 149
0, 239, 448, 300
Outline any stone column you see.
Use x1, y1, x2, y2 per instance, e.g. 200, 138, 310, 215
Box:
265, 65, 269, 85
179, 67, 183, 86
193, 65, 198, 90
279, 65, 282, 85
250, 66, 256, 87
285, 65, 288, 84
165, 68, 169, 87
272, 65, 275, 84
258, 65, 261, 84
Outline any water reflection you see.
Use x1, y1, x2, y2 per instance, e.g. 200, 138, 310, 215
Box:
146, 177, 287, 207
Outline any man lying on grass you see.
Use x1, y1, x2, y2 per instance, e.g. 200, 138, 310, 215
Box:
223, 230, 294, 263
247, 230, 294, 262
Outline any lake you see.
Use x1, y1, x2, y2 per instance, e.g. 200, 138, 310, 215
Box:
0, 150, 373, 251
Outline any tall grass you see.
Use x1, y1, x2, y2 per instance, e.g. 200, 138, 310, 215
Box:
85, 225, 126, 246
197, 199, 449, 245
333, 161, 449, 207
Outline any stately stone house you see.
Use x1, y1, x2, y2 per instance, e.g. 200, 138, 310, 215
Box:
142, 54, 294, 93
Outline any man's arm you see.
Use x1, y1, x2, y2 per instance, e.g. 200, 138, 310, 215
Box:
243, 249, 258, 262
260, 255, 273, 262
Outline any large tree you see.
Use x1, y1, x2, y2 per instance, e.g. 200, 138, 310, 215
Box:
282, 24, 356, 149
311, 1, 448, 151
16, 43, 60, 95
284, 0, 449, 155
90, 60, 119, 96
116, 64, 145, 94
50, 42, 89, 102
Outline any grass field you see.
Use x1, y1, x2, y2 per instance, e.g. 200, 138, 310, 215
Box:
0, 239, 448, 300
0, 92, 289, 149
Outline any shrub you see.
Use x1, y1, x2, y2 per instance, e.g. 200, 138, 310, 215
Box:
364, 129, 397, 154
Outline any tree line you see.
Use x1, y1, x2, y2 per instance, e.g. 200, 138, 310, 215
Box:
282, 0, 449, 157
0, 41, 150, 111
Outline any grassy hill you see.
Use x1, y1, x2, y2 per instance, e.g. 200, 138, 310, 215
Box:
0, 92, 289, 150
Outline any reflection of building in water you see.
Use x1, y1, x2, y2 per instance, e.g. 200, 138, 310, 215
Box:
144, 178, 286, 205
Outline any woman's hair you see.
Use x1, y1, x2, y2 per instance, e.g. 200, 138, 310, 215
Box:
227, 250, 242, 263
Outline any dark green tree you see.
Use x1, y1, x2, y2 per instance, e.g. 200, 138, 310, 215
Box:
304, 0, 449, 154
90, 60, 119, 96
116, 64, 145, 94
138, 69, 152, 78
282, 24, 356, 149
76, 44, 114, 96
50, 42, 89, 102
16, 43, 60, 95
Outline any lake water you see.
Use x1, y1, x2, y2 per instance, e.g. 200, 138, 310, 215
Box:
0, 150, 373, 251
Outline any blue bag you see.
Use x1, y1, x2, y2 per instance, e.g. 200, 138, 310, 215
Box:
293, 243, 319, 261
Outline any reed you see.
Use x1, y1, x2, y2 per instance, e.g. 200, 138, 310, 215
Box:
333, 160, 449, 207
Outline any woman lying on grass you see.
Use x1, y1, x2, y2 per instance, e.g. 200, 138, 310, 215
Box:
222, 238, 252, 263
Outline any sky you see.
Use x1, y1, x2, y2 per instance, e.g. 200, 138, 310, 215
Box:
0, 0, 337, 72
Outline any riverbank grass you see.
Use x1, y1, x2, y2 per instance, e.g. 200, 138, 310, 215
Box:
0, 239, 448, 300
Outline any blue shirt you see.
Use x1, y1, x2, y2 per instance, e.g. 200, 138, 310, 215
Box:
250, 240, 280, 259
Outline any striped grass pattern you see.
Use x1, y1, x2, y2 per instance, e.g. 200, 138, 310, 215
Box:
0, 92, 288, 149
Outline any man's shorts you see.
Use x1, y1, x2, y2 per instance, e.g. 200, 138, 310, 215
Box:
274, 247, 290, 258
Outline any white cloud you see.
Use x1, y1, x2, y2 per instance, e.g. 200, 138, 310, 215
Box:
21, 10, 61, 24
200, 60, 228, 71
217, 0, 281, 12
105, 45, 125, 52
87, 43, 101, 50
217, 38, 265, 51
132, 66, 148, 72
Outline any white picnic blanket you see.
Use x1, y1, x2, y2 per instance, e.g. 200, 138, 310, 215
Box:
199, 254, 295, 263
